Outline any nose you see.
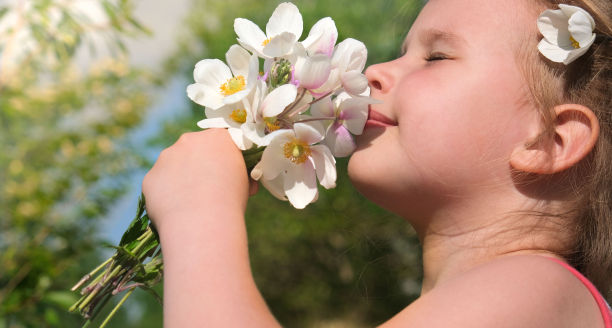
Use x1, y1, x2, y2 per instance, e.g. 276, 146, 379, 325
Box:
365, 61, 394, 94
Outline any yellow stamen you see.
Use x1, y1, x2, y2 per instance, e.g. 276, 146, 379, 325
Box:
570, 36, 580, 49
283, 138, 311, 164
229, 109, 247, 123
220, 75, 246, 96
262, 38, 272, 46
264, 117, 281, 132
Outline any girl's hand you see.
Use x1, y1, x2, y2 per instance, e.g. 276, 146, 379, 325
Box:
142, 129, 250, 234
141, 129, 278, 327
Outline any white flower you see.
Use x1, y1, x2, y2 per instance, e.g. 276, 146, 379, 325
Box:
197, 95, 256, 150
242, 82, 298, 146
294, 54, 332, 90
251, 123, 336, 209
310, 38, 369, 97
234, 2, 303, 59
187, 45, 259, 110
301, 17, 338, 57
310, 92, 372, 157
537, 4, 596, 65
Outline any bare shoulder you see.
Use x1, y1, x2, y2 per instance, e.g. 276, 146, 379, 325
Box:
379, 255, 603, 328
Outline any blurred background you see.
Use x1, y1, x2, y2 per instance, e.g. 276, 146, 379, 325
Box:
0, 0, 425, 326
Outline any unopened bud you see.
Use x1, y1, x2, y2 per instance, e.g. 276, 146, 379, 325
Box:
270, 59, 292, 88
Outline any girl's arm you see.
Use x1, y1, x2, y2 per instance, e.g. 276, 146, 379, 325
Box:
142, 129, 280, 327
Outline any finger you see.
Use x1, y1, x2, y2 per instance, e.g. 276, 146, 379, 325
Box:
249, 179, 259, 196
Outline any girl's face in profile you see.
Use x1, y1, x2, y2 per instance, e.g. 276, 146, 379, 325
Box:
348, 0, 543, 220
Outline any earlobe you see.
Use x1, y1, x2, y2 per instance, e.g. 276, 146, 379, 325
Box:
510, 104, 599, 174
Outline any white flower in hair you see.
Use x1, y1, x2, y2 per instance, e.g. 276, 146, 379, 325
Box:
537, 4, 596, 65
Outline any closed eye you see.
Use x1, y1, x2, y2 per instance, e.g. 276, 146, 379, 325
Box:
425, 52, 449, 62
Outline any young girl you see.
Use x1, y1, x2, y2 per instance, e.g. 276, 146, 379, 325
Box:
142, 0, 612, 326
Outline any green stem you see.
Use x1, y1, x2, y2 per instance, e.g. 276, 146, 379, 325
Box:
99, 288, 135, 328
71, 257, 113, 291
131, 229, 153, 255
69, 294, 88, 312
78, 283, 102, 311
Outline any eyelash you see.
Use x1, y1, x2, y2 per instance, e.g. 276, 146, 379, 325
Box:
425, 52, 448, 62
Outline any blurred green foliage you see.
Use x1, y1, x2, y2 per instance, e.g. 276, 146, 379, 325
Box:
0, 0, 156, 326
1, 0, 425, 327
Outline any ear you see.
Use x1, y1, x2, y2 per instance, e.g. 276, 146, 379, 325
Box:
510, 104, 599, 174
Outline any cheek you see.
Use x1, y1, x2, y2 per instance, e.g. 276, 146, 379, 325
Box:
393, 64, 534, 182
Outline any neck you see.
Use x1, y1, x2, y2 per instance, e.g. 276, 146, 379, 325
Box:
414, 193, 568, 294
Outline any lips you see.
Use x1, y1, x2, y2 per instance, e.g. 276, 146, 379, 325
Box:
366, 107, 398, 127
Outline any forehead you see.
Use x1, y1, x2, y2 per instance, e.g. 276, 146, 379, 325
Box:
405, 0, 535, 48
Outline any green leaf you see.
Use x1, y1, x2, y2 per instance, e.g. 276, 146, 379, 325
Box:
136, 194, 146, 218
118, 214, 149, 247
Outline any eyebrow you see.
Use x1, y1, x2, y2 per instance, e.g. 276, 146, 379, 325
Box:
401, 28, 467, 54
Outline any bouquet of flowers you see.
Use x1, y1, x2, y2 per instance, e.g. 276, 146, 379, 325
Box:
69, 2, 376, 326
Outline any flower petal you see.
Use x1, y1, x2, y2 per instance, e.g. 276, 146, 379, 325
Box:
340, 71, 369, 95
223, 88, 252, 105
568, 10, 595, 46
193, 59, 232, 87
266, 2, 303, 40
294, 54, 332, 90
261, 84, 297, 117
332, 38, 367, 73
309, 68, 340, 97
260, 130, 293, 179
226, 44, 252, 77
564, 35, 595, 64
262, 32, 297, 58
234, 18, 266, 53
294, 122, 324, 145
284, 160, 317, 209
197, 117, 230, 129
242, 122, 268, 146
311, 144, 336, 188
559, 4, 595, 27
250, 161, 264, 180
537, 38, 593, 65
228, 127, 253, 150
339, 97, 369, 135
246, 54, 260, 88
324, 123, 356, 157
260, 174, 288, 201
537, 9, 571, 47
301, 17, 338, 56
186, 83, 224, 109
310, 95, 334, 118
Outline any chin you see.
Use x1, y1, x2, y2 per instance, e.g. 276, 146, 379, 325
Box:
348, 146, 438, 224
348, 149, 400, 215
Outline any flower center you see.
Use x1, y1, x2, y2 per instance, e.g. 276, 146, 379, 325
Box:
283, 138, 311, 164
264, 117, 281, 132
229, 109, 247, 123
262, 38, 272, 46
570, 36, 580, 49
220, 75, 246, 96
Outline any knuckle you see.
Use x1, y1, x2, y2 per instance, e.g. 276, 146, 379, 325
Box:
177, 132, 195, 144
141, 171, 152, 192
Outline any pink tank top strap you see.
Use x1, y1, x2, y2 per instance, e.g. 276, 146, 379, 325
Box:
547, 257, 612, 328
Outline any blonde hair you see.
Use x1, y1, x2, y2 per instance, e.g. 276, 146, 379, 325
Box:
521, 0, 612, 296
